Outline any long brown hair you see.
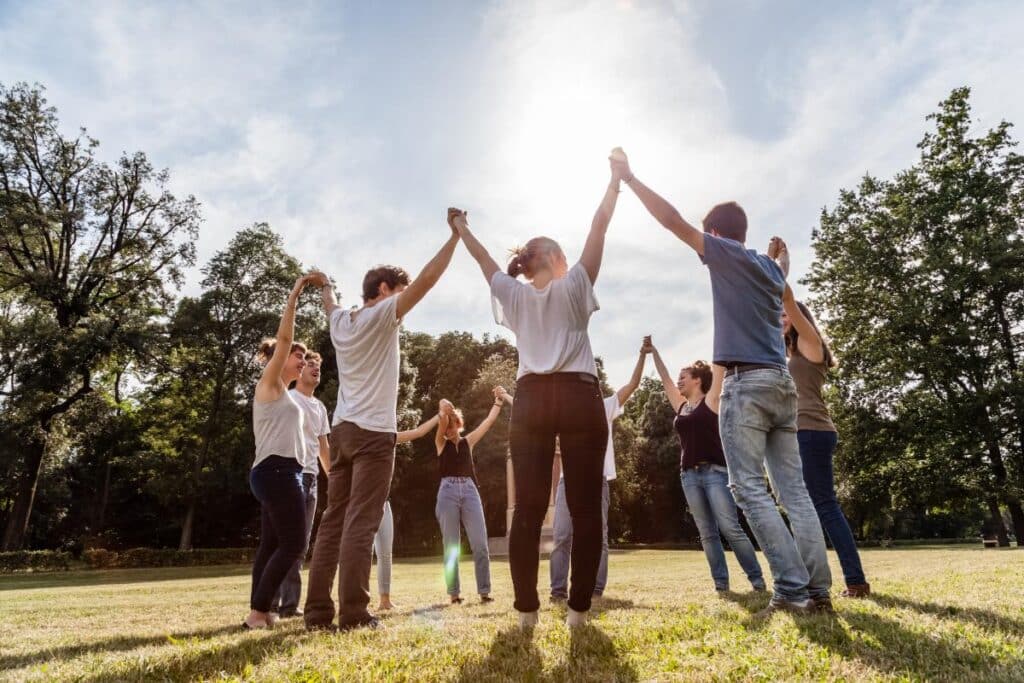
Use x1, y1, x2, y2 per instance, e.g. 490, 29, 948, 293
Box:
256, 339, 308, 365
785, 301, 836, 368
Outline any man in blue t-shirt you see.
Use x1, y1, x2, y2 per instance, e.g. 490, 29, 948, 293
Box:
611, 149, 831, 614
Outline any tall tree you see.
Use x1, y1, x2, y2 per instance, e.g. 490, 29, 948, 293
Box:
0, 83, 199, 549
146, 224, 317, 549
806, 87, 1024, 544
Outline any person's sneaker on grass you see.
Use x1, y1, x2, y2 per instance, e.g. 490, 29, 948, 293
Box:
812, 595, 835, 613
841, 583, 871, 598
758, 596, 815, 617
339, 616, 383, 632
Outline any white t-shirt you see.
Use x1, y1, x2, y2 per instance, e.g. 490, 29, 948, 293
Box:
330, 295, 402, 432
560, 393, 623, 482
289, 389, 331, 475
490, 262, 599, 379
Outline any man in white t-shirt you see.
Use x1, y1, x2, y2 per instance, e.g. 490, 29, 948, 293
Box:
271, 351, 331, 618
304, 222, 460, 632
549, 343, 650, 601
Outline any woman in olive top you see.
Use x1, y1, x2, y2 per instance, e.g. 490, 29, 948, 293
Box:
433, 389, 509, 604
782, 285, 870, 598
246, 274, 316, 629
646, 337, 765, 593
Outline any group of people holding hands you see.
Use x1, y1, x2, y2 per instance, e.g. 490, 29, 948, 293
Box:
244, 147, 870, 632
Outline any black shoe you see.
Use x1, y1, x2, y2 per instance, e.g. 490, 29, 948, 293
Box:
339, 617, 383, 632
480, 595, 494, 603
278, 608, 303, 619
450, 596, 464, 604
811, 596, 835, 613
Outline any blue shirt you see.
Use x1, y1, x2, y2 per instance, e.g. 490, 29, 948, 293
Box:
701, 234, 787, 367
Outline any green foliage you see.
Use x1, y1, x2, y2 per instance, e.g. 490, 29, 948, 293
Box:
81, 547, 254, 569
0, 549, 72, 572
806, 87, 1024, 542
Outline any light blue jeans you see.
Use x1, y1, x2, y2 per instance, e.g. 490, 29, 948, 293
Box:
435, 477, 491, 596
550, 478, 610, 599
719, 368, 831, 601
681, 463, 765, 591
371, 500, 393, 595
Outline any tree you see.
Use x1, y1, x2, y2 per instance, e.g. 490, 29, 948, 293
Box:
805, 87, 1024, 545
0, 83, 199, 549
144, 224, 318, 549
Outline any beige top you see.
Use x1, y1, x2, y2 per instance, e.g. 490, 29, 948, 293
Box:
788, 346, 837, 433
253, 390, 306, 468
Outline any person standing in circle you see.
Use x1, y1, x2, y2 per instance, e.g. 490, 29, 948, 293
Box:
448, 150, 623, 629
246, 274, 316, 630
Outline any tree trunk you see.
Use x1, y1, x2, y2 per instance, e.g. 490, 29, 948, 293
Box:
1006, 497, 1024, 547
1, 430, 48, 551
178, 502, 195, 551
96, 460, 113, 532
986, 497, 1010, 547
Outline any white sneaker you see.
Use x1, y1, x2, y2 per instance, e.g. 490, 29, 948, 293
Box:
565, 607, 588, 628
518, 610, 539, 629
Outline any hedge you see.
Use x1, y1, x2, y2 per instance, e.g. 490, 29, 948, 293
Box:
0, 547, 256, 573
0, 550, 73, 573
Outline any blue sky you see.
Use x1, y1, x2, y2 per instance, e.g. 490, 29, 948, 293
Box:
2, 0, 1022, 382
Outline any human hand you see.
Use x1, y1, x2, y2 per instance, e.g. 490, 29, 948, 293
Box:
640, 335, 654, 354
609, 147, 632, 183
447, 207, 468, 235
439, 398, 455, 415
306, 271, 330, 288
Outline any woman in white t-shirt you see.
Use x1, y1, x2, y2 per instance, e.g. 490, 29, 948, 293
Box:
447, 151, 624, 629
246, 274, 315, 630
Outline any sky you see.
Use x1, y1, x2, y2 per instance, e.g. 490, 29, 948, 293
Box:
2, 0, 1023, 382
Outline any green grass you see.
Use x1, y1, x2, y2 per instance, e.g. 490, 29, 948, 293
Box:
1, 547, 1021, 681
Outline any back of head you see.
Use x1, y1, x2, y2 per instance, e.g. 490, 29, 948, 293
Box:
506, 237, 563, 280
362, 265, 410, 302
786, 301, 837, 368
702, 202, 748, 243
257, 339, 308, 365
684, 360, 713, 393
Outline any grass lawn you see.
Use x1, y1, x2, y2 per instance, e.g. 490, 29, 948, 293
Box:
1, 547, 1022, 681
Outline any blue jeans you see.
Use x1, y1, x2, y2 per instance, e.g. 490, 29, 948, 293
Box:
799, 430, 866, 586
435, 477, 491, 596
680, 464, 765, 591
372, 500, 394, 594
550, 478, 609, 599
249, 456, 307, 612
719, 369, 831, 601
271, 473, 318, 612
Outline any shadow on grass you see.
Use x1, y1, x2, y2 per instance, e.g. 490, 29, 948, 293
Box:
796, 607, 1024, 680
455, 626, 543, 682
0, 565, 253, 592
78, 625, 309, 683
0, 623, 250, 673
867, 592, 1024, 637
456, 623, 640, 682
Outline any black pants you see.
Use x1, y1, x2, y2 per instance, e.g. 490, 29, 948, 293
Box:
509, 372, 608, 613
249, 455, 307, 612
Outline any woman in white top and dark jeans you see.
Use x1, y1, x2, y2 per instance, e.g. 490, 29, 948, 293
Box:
246, 274, 316, 629
448, 152, 623, 629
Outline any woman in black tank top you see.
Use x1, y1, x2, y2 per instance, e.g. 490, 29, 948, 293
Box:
646, 337, 765, 593
432, 390, 510, 604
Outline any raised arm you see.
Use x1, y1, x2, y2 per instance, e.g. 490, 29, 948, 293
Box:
255, 276, 307, 403
397, 414, 440, 444
611, 150, 704, 256
616, 339, 650, 406
706, 364, 725, 415
450, 208, 500, 284
578, 154, 622, 284
495, 385, 513, 406
645, 336, 684, 412
308, 271, 339, 316
395, 222, 461, 320
467, 387, 508, 448
435, 399, 454, 455
768, 236, 790, 279
783, 286, 825, 364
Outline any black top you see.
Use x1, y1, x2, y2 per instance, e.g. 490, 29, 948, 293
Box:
673, 398, 728, 470
439, 438, 478, 483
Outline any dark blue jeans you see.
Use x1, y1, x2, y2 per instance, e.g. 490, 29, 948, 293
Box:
798, 430, 867, 586
271, 473, 318, 612
249, 456, 307, 612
